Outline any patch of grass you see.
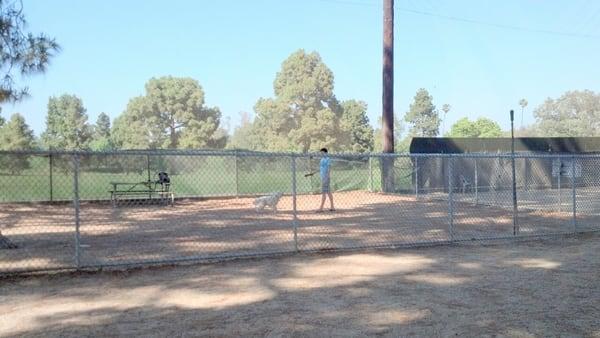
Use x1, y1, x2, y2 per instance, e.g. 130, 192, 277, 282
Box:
0, 155, 416, 202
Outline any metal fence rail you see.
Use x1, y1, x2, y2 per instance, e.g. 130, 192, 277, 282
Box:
1, 150, 599, 275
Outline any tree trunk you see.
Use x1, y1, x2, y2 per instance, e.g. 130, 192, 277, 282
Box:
0, 231, 18, 249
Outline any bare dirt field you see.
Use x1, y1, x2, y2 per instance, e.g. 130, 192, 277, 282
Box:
1, 233, 600, 337
2, 191, 600, 273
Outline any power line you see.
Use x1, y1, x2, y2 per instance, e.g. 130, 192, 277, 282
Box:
313, 0, 600, 40
314, 0, 377, 6
398, 7, 600, 40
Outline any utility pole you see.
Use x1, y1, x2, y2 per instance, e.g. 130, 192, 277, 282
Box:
382, 0, 395, 192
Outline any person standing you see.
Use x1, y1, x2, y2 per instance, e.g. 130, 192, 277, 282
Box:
317, 148, 335, 212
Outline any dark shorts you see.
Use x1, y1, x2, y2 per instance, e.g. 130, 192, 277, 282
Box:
321, 176, 330, 193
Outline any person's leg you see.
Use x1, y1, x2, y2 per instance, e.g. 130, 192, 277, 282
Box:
318, 177, 329, 212
318, 192, 326, 211
328, 192, 335, 210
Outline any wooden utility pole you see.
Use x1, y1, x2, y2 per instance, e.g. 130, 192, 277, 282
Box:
382, 0, 395, 192
383, 0, 394, 153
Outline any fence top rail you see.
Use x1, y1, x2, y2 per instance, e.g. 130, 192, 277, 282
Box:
1, 149, 599, 159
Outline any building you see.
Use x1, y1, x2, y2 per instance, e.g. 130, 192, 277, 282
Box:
408, 137, 600, 193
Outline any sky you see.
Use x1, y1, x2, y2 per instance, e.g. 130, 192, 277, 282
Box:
2, 0, 600, 137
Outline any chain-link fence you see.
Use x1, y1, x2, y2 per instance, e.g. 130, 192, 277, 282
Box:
2, 150, 599, 275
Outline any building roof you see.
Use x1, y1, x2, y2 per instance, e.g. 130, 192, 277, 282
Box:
409, 137, 600, 154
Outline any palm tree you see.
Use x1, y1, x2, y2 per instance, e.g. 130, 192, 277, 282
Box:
519, 99, 528, 129
441, 104, 451, 135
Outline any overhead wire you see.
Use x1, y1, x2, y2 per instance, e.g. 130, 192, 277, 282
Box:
313, 0, 600, 39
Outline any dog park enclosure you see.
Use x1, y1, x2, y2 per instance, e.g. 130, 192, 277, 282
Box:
2, 143, 600, 275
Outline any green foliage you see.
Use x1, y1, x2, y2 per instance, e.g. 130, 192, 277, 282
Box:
533, 90, 600, 137
474, 118, 503, 137
446, 117, 503, 138
0, 0, 60, 102
205, 126, 228, 149
0, 113, 34, 173
251, 50, 346, 152
112, 76, 223, 149
404, 88, 440, 137
41, 94, 91, 150
228, 112, 258, 149
447, 117, 476, 137
89, 112, 113, 151
373, 115, 404, 152
94, 113, 111, 138
0, 112, 34, 149
112, 96, 156, 149
340, 100, 374, 152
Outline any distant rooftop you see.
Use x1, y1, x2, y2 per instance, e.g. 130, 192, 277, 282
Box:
409, 137, 600, 154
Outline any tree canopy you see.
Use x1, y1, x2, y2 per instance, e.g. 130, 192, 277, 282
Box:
340, 100, 374, 153
446, 117, 503, 138
533, 90, 600, 137
41, 94, 91, 150
112, 76, 223, 149
89, 112, 113, 151
250, 50, 347, 152
0, 0, 60, 103
0, 112, 34, 173
233, 49, 375, 153
404, 88, 440, 137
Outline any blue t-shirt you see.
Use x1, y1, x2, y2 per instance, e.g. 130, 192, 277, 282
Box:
320, 157, 330, 179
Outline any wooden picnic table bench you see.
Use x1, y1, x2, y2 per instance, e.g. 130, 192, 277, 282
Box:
109, 180, 174, 207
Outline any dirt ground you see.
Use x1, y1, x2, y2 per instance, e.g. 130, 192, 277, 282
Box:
2, 191, 600, 273
1, 234, 600, 337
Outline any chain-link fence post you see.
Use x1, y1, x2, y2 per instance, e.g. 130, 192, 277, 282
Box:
572, 156, 577, 232
73, 153, 82, 269
308, 156, 314, 193
415, 156, 419, 199
291, 155, 299, 252
511, 154, 519, 236
234, 150, 240, 196
448, 156, 454, 242
558, 163, 562, 213
474, 158, 478, 205
49, 154, 54, 202
369, 156, 373, 192
146, 154, 152, 199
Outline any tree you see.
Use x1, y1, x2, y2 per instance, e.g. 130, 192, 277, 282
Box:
519, 98, 528, 129
251, 50, 345, 152
0, 1, 59, 249
112, 96, 158, 149
112, 76, 223, 149
227, 112, 260, 149
89, 112, 112, 151
94, 112, 111, 138
475, 118, 503, 137
446, 117, 503, 138
374, 115, 404, 152
404, 88, 440, 137
446, 117, 476, 137
441, 104, 451, 134
533, 90, 600, 137
0, 112, 34, 173
0, 0, 60, 103
340, 100, 374, 153
41, 94, 91, 150
204, 126, 228, 149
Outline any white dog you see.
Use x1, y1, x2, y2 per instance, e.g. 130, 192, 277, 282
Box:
254, 192, 283, 212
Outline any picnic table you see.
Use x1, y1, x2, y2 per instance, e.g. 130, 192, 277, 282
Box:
109, 180, 174, 207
